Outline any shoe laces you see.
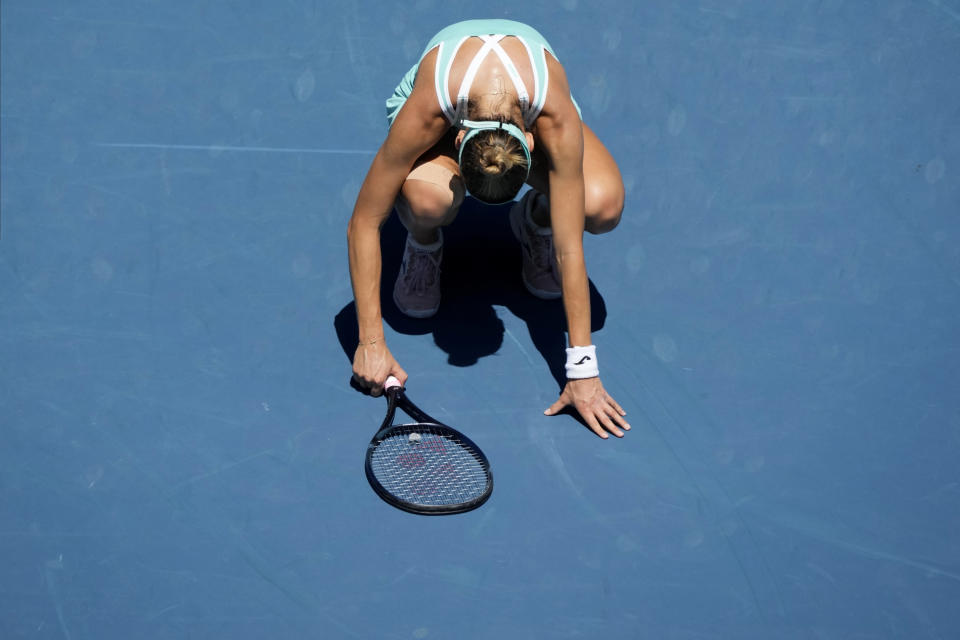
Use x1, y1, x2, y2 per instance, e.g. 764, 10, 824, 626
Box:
401, 244, 441, 294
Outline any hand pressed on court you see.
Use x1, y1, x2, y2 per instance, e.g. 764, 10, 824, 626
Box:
352, 340, 407, 397
545, 377, 630, 439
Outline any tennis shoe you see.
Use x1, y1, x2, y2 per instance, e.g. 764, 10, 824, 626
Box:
393, 231, 443, 318
509, 190, 561, 299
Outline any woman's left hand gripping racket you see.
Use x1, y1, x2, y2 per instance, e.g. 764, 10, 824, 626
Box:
365, 376, 493, 515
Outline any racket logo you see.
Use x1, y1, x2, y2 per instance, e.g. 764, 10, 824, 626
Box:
367, 388, 492, 514
422, 437, 447, 455
437, 462, 456, 476
396, 452, 426, 469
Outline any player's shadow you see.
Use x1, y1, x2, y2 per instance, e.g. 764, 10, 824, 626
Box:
333, 195, 607, 391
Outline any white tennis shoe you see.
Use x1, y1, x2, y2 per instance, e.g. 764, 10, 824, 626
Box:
509, 190, 561, 299
393, 231, 443, 318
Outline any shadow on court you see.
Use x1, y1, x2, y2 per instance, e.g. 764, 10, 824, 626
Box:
334, 195, 607, 391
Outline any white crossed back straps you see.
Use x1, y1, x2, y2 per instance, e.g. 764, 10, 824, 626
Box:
437, 34, 546, 128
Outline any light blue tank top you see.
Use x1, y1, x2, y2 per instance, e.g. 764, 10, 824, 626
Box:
386, 20, 579, 128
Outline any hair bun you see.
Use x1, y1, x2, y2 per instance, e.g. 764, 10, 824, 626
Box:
460, 127, 529, 203
482, 147, 514, 175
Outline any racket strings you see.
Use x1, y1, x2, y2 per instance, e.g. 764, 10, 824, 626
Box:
369, 426, 489, 507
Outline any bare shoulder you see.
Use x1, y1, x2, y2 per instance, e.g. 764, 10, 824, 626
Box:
393, 49, 445, 130
412, 47, 440, 95
383, 48, 449, 159
535, 54, 581, 141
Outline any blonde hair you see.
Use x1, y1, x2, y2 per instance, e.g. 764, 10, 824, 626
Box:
478, 133, 527, 175
460, 128, 529, 203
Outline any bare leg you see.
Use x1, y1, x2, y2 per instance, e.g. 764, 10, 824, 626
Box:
395, 132, 465, 244
527, 122, 624, 234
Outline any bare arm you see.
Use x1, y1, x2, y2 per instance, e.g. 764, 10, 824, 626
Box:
535, 61, 630, 438
347, 55, 449, 394
535, 102, 590, 349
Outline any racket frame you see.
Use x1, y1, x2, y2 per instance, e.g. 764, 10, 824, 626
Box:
364, 384, 493, 515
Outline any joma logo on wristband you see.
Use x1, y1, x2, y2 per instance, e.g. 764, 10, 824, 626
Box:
565, 346, 599, 379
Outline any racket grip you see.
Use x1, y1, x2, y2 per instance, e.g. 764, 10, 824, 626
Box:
384, 376, 402, 390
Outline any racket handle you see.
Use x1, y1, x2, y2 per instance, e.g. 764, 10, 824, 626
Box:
384, 376, 402, 391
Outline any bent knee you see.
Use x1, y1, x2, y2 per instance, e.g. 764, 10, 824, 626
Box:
399, 178, 462, 225
584, 183, 624, 234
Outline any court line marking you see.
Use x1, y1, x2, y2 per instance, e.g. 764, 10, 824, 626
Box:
96, 142, 376, 155
926, 0, 960, 25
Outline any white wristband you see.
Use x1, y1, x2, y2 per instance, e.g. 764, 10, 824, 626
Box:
565, 345, 599, 379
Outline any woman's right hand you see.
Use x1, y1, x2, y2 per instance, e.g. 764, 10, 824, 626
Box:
352, 340, 408, 396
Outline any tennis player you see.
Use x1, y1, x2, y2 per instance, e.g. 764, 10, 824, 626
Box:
347, 20, 630, 438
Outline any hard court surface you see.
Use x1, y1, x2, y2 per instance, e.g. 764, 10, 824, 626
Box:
2, 1, 959, 638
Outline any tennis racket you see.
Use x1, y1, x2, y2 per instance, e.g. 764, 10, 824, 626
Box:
365, 376, 493, 515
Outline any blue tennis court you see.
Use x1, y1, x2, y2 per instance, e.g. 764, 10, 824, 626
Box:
2, 1, 959, 638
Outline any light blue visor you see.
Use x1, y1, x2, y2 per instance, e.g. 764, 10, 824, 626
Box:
457, 119, 531, 182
